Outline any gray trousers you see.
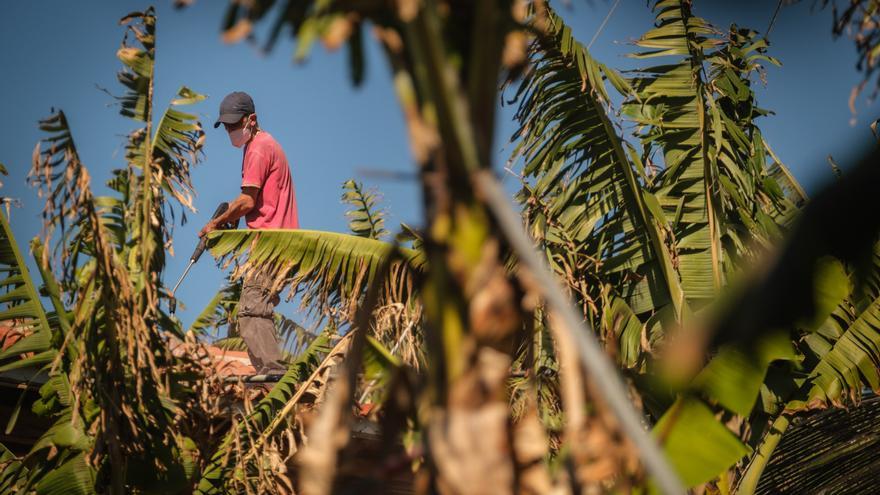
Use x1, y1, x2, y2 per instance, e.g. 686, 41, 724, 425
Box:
238, 272, 286, 374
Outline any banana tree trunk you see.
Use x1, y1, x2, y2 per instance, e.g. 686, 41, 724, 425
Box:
735, 413, 792, 494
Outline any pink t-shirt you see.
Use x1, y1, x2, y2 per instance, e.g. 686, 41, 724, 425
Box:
241, 131, 300, 229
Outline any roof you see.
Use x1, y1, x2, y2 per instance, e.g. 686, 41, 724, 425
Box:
0, 321, 25, 351
756, 393, 880, 494
202, 345, 256, 376
0, 323, 257, 386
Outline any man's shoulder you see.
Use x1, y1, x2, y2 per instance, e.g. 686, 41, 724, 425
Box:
256, 131, 280, 146
246, 131, 282, 156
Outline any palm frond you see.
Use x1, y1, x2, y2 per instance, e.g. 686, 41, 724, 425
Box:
27, 111, 96, 283
0, 441, 28, 493
26, 12, 189, 484
800, 292, 880, 408
150, 86, 206, 213
276, 313, 317, 357
0, 210, 53, 366
218, 0, 369, 86
624, 1, 799, 305
395, 222, 423, 251
195, 325, 340, 494
511, 6, 682, 349
369, 301, 423, 370
208, 229, 425, 317
93, 171, 131, 255
654, 396, 751, 488
703, 27, 795, 254
115, 9, 155, 122
763, 139, 807, 209
624, 0, 723, 301
189, 281, 241, 335
32, 452, 95, 495
341, 179, 388, 240
29, 107, 144, 329
359, 334, 403, 404
117, 9, 206, 286
12, 405, 96, 495
602, 293, 645, 368
210, 336, 248, 352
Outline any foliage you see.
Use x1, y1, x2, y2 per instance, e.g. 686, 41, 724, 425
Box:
4, 1, 880, 494
341, 179, 388, 239
509, 0, 880, 491
189, 280, 241, 335
208, 228, 424, 318
209, 1, 582, 494
194, 325, 338, 494
815, 0, 880, 107
0, 211, 53, 372
512, 5, 683, 367
2, 8, 209, 494
653, 396, 751, 487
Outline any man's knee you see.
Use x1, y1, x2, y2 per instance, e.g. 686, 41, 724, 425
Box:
239, 278, 276, 318
239, 315, 277, 340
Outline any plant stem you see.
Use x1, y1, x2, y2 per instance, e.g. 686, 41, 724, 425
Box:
735, 413, 791, 495
474, 171, 686, 495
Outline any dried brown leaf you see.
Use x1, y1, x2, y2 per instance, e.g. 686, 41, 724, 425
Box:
502, 31, 528, 70
373, 26, 403, 54
223, 18, 253, 44
430, 403, 515, 495
396, 0, 420, 22
298, 378, 351, 495
512, 0, 528, 23
512, 399, 565, 495
322, 14, 357, 52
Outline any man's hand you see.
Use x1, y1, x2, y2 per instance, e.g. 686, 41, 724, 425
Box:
199, 219, 218, 238
198, 188, 258, 238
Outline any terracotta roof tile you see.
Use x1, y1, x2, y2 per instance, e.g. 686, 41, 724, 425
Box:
2, 322, 257, 377
0, 323, 26, 352
168, 336, 257, 377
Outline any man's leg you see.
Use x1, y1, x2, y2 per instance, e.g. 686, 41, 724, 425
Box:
238, 316, 285, 374
238, 273, 286, 374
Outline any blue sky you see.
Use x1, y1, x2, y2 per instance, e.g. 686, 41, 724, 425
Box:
2, 1, 879, 332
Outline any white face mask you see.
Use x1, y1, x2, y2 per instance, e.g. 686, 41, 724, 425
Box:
228, 119, 253, 148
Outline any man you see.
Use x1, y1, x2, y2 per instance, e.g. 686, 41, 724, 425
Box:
199, 91, 299, 375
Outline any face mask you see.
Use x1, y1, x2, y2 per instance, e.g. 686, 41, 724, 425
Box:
228, 119, 253, 148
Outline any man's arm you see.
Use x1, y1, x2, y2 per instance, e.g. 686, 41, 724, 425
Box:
198, 186, 259, 237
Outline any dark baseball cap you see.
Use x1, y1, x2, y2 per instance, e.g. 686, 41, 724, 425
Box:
213, 91, 256, 128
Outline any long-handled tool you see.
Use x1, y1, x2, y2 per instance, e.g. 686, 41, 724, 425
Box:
169, 202, 230, 314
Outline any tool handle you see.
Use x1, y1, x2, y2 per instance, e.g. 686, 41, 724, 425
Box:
190, 202, 229, 262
